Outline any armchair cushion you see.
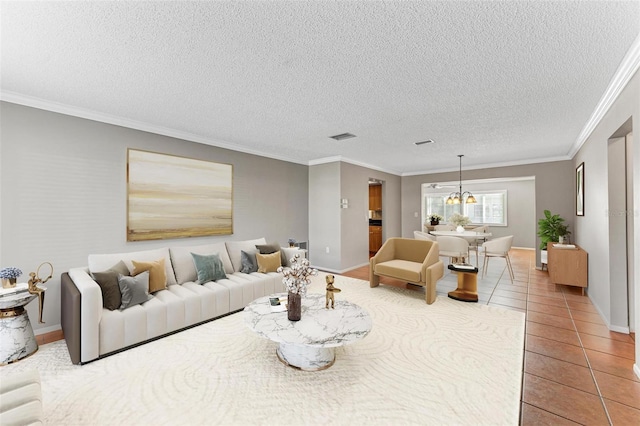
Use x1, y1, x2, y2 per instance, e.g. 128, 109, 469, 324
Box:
374, 259, 422, 282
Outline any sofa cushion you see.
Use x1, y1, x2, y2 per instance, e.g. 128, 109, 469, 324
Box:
132, 259, 167, 293
256, 251, 281, 273
191, 252, 227, 284
225, 238, 267, 272
92, 260, 130, 310
169, 243, 234, 284
374, 260, 423, 283
88, 247, 177, 286
240, 250, 258, 273
118, 271, 152, 310
255, 243, 287, 266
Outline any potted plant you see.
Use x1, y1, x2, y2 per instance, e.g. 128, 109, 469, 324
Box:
449, 213, 471, 232
0, 266, 22, 289
537, 209, 571, 250
427, 213, 443, 226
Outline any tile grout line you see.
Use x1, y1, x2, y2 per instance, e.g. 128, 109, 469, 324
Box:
521, 253, 602, 425
518, 254, 531, 419
559, 287, 614, 426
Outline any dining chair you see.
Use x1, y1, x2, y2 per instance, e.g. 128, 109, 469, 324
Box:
482, 235, 514, 282
434, 224, 454, 231
414, 230, 436, 241
463, 225, 489, 266
436, 236, 469, 264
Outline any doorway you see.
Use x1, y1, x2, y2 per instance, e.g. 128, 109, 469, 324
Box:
368, 179, 383, 256
607, 122, 634, 332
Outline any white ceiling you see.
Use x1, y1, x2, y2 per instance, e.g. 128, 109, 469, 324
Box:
1, 1, 639, 175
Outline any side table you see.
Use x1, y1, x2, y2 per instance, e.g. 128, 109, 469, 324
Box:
0, 284, 45, 365
447, 264, 479, 303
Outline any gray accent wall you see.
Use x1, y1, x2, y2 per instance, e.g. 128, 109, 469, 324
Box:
402, 161, 575, 264
308, 162, 341, 271
573, 68, 639, 344
0, 102, 308, 332
308, 161, 401, 273
340, 162, 401, 270
417, 179, 536, 248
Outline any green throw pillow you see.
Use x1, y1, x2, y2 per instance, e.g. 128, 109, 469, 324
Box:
191, 252, 227, 284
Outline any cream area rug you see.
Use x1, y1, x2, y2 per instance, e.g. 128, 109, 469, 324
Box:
1, 273, 525, 425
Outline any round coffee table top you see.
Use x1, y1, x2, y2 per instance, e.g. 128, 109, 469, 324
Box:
244, 293, 372, 348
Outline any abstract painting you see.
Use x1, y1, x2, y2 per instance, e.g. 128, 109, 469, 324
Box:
127, 149, 233, 241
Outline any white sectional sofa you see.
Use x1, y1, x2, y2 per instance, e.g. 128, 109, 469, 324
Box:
61, 238, 302, 364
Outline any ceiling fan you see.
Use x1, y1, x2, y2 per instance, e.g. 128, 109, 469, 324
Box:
426, 183, 457, 189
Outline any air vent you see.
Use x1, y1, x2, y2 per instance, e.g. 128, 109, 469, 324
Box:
329, 133, 356, 141
414, 139, 435, 146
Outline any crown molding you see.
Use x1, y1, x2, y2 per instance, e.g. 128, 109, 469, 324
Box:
308, 156, 402, 176
402, 155, 571, 176
568, 32, 640, 158
0, 91, 309, 166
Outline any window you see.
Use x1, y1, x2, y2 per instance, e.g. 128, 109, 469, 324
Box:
423, 189, 507, 226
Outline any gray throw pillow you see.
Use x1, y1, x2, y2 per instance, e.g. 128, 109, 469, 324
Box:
255, 243, 286, 266
118, 271, 151, 310
240, 250, 258, 273
92, 260, 130, 310
191, 252, 227, 284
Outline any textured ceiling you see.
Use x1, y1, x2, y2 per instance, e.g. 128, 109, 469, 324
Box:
1, 1, 639, 175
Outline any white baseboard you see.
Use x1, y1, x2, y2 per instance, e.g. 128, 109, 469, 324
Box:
634, 363, 640, 380
588, 295, 631, 334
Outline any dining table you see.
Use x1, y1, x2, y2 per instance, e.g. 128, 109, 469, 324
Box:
429, 230, 492, 267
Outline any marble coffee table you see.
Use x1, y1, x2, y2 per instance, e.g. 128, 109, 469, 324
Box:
244, 293, 372, 371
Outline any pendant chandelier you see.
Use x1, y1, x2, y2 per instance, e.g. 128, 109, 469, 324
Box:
446, 155, 477, 205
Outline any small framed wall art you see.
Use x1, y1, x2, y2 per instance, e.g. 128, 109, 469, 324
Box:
576, 162, 584, 216
127, 149, 233, 241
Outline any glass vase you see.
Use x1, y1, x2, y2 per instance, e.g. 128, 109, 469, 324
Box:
287, 292, 301, 321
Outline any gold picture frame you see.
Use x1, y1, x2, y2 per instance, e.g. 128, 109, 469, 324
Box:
576, 162, 584, 216
127, 149, 233, 241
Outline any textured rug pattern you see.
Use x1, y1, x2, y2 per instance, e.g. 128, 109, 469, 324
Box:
0, 273, 525, 425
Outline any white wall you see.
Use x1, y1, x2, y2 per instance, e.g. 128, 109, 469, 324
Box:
0, 102, 309, 333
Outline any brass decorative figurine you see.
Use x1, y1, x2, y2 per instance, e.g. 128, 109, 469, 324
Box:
325, 274, 341, 309
27, 262, 53, 324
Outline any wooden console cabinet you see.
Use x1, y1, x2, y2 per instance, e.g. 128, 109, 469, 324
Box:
547, 243, 588, 295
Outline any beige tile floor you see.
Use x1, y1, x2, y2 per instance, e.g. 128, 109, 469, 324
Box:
346, 248, 639, 425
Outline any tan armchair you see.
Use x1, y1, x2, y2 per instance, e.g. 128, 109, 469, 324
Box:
370, 238, 444, 304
